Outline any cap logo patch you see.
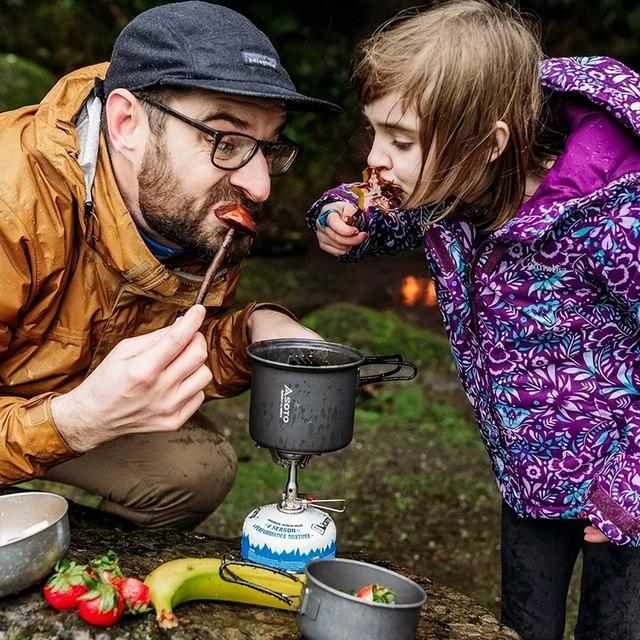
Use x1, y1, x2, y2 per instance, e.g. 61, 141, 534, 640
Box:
242, 51, 278, 70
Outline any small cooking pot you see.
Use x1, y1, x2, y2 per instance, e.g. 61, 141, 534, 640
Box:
297, 558, 427, 640
248, 339, 417, 454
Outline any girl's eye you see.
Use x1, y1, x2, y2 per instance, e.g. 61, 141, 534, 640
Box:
392, 140, 413, 151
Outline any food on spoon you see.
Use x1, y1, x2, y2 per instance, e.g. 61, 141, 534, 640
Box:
354, 583, 397, 604
214, 203, 257, 236
346, 167, 404, 225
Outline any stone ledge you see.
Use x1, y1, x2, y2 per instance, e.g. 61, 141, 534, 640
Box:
0, 495, 520, 640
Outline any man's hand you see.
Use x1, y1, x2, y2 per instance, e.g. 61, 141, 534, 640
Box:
51, 305, 212, 452
247, 309, 322, 344
316, 203, 368, 256
584, 524, 610, 543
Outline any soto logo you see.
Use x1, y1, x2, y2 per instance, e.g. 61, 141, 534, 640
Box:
279, 385, 293, 423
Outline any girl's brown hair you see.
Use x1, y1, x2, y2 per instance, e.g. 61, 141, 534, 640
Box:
353, 0, 551, 230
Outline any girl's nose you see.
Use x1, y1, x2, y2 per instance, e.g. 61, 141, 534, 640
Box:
367, 138, 392, 171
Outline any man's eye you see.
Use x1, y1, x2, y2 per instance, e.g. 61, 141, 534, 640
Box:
217, 140, 238, 154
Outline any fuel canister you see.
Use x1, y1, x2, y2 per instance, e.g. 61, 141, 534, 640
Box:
241, 503, 336, 572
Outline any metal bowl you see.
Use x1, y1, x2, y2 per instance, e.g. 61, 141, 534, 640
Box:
297, 558, 427, 640
0, 492, 70, 597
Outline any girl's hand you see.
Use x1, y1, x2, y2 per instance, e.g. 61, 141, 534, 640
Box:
584, 525, 609, 543
315, 202, 368, 256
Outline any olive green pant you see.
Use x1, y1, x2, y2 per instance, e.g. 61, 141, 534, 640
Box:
44, 411, 237, 529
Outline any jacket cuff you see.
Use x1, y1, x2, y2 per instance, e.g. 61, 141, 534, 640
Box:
584, 480, 640, 546
23, 393, 79, 463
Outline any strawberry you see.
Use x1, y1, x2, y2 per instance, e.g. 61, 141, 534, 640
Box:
89, 550, 123, 583
42, 558, 91, 610
355, 583, 396, 604
111, 576, 151, 614
77, 582, 125, 627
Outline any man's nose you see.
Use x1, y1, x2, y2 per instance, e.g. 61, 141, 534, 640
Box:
228, 151, 271, 203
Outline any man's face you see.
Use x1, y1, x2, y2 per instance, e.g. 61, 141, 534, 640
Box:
137, 92, 287, 264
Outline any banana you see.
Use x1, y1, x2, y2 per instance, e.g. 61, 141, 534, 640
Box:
144, 558, 306, 629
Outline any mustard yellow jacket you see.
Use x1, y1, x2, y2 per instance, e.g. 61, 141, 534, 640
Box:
0, 64, 270, 483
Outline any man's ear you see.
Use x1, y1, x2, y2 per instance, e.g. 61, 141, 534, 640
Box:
489, 120, 510, 163
104, 89, 148, 159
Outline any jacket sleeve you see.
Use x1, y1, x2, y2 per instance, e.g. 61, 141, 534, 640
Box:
201, 302, 296, 399
306, 182, 427, 262
0, 215, 77, 485
579, 188, 640, 545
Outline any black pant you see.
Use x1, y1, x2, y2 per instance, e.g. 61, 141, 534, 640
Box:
501, 502, 640, 640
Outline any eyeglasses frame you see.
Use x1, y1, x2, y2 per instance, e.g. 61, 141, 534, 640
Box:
137, 96, 300, 176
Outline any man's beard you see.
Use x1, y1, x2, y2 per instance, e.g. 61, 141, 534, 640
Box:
137, 137, 260, 265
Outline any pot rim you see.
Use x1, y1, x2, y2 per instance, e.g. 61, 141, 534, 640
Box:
304, 558, 427, 609
248, 339, 365, 372
0, 491, 69, 548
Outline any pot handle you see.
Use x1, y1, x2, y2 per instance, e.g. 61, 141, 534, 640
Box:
357, 354, 418, 387
299, 588, 320, 620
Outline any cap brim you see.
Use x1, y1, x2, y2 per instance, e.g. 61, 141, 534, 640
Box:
154, 78, 341, 113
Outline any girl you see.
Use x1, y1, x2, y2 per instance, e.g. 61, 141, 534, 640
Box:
307, 2, 640, 639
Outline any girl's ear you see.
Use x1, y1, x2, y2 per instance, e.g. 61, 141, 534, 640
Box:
489, 120, 510, 162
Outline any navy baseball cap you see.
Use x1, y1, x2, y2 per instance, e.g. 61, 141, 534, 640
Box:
103, 1, 340, 113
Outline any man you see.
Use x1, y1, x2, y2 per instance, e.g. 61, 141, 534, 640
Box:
0, 2, 338, 528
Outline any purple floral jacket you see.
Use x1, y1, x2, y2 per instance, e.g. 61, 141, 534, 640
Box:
307, 57, 640, 545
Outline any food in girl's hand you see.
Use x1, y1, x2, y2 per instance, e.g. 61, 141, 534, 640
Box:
42, 550, 150, 625
347, 167, 404, 224
354, 583, 397, 604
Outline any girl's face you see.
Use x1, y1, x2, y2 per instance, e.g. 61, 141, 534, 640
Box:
363, 92, 423, 198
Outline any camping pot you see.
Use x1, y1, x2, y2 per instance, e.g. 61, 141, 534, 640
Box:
248, 339, 417, 454
297, 558, 427, 640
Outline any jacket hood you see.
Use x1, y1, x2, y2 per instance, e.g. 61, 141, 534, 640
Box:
494, 57, 640, 245
540, 57, 640, 138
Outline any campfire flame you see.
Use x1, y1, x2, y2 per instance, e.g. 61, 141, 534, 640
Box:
401, 276, 437, 307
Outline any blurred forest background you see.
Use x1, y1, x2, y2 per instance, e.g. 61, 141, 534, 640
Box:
2, 0, 640, 240
4, 2, 640, 637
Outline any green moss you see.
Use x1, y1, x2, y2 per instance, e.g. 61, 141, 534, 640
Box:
302, 303, 453, 371
0, 53, 56, 111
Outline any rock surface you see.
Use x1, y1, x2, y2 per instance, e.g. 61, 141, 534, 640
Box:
0, 496, 520, 640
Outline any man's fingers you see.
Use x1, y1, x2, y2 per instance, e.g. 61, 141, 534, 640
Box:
161, 330, 208, 382
177, 364, 214, 399
131, 305, 206, 370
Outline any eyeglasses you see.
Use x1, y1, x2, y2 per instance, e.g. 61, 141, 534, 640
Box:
138, 97, 300, 176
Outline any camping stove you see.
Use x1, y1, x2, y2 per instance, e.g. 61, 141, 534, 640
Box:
241, 339, 416, 573
241, 451, 345, 572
